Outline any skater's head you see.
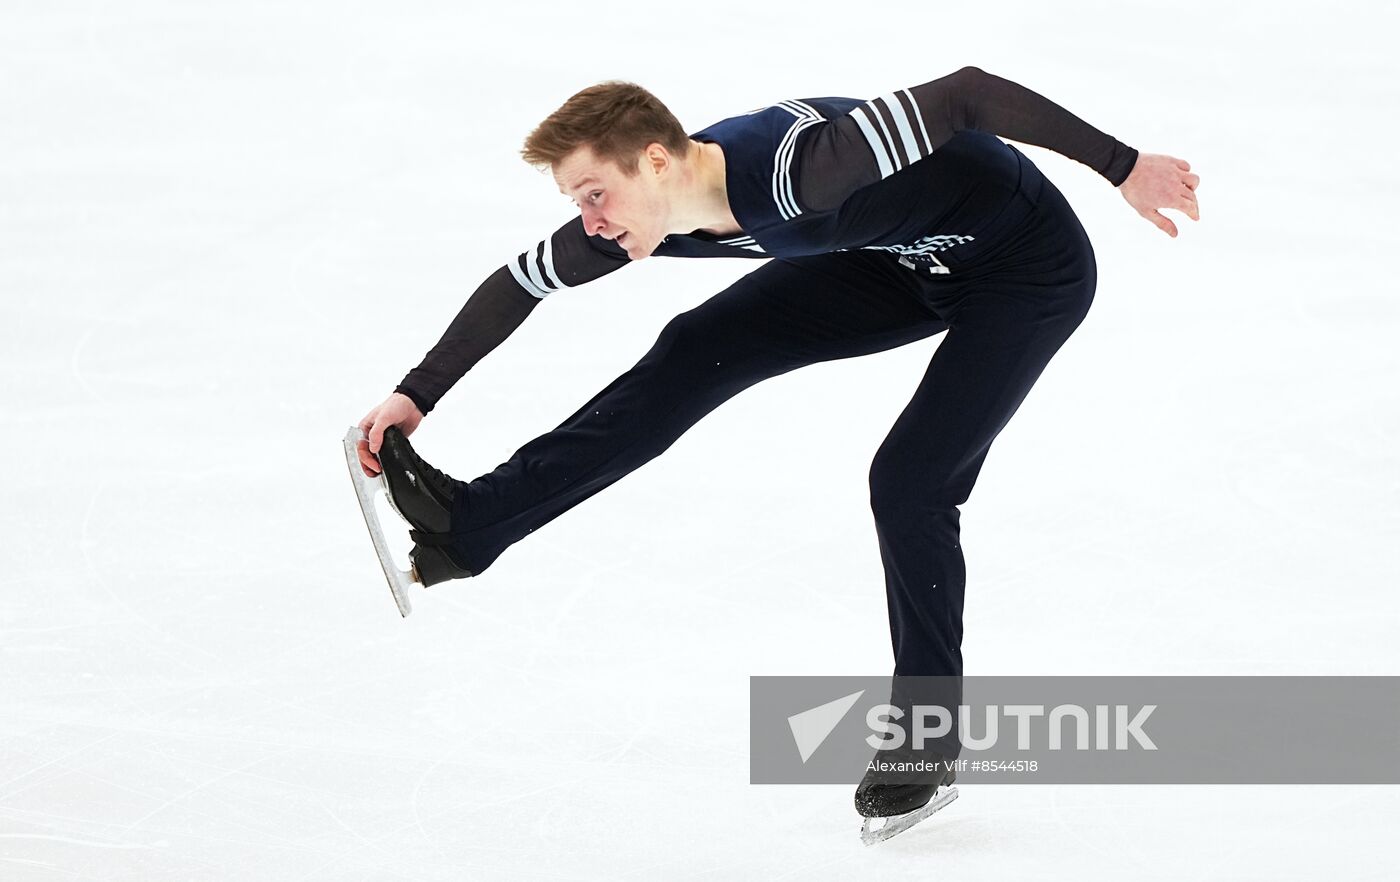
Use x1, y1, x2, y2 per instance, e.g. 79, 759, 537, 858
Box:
523, 81, 722, 261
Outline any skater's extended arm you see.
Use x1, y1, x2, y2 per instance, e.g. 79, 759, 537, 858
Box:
795, 67, 1141, 212
393, 214, 631, 414
356, 217, 629, 477
795, 66, 1199, 234
392, 265, 542, 415
357, 272, 535, 477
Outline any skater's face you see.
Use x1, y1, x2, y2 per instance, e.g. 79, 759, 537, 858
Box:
555, 143, 675, 261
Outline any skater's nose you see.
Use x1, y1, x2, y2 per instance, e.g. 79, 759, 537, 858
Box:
581, 205, 609, 237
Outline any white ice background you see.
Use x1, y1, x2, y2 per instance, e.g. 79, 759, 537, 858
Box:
3, 1, 1399, 879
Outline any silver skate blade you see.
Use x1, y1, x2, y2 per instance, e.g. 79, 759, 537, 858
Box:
859, 785, 959, 846
342, 426, 415, 617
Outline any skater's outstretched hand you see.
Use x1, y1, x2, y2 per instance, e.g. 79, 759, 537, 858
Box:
357, 392, 423, 477
1118, 153, 1201, 238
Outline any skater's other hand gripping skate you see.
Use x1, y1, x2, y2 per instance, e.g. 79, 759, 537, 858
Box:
357, 392, 424, 478
1118, 152, 1201, 238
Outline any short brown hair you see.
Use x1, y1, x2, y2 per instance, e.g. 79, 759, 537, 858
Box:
520, 81, 691, 177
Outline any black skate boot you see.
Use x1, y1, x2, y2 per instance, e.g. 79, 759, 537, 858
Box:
377, 426, 473, 586
854, 749, 959, 844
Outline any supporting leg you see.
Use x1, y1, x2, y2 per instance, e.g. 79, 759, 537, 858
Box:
870, 204, 1097, 758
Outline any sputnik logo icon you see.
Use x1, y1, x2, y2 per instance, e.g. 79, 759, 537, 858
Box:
787, 690, 865, 763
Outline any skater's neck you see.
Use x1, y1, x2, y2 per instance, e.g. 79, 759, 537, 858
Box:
672, 140, 743, 238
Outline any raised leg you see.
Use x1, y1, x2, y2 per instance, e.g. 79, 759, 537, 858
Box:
448, 251, 945, 575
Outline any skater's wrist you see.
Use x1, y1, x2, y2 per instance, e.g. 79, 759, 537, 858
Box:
392, 386, 432, 416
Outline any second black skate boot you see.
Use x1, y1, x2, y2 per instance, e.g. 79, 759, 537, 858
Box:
854, 749, 960, 844
377, 425, 473, 586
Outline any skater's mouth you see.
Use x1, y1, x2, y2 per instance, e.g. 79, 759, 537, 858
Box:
617, 231, 629, 245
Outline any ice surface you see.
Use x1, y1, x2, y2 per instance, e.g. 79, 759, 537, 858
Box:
4, 1, 1399, 879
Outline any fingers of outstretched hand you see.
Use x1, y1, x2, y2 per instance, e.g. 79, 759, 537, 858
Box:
1180, 166, 1201, 220
1146, 208, 1178, 238
1179, 191, 1200, 221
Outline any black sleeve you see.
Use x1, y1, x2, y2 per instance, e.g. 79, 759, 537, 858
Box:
796, 66, 1140, 213
394, 215, 630, 413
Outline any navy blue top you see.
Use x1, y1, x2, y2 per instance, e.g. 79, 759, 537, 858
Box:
674, 98, 1028, 269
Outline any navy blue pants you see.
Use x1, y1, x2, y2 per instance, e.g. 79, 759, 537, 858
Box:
449, 170, 1096, 746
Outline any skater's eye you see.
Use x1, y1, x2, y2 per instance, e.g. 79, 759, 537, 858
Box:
587, 191, 603, 204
